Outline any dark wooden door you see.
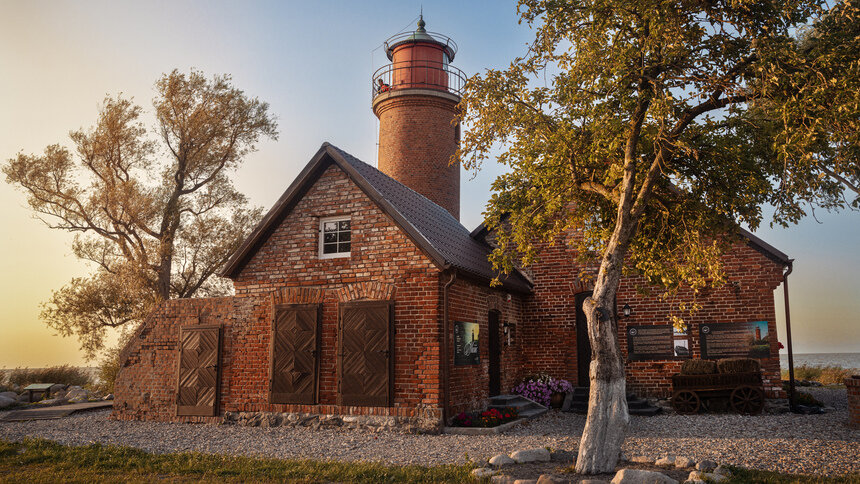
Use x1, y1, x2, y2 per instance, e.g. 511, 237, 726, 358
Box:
177, 325, 221, 416
270, 303, 321, 404
575, 291, 593, 387
488, 311, 501, 396
339, 300, 392, 407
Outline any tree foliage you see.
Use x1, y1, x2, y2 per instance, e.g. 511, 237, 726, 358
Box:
4, 70, 277, 358
458, 0, 858, 473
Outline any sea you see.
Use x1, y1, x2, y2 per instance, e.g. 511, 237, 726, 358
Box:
779, 352, 860, 370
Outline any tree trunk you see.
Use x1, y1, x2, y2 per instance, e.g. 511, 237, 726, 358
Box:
575, 218, 635, 473
574, 285, 629, 473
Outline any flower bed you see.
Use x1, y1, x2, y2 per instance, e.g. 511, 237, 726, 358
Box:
512, 374, 573, 407
451, 407, 518, 428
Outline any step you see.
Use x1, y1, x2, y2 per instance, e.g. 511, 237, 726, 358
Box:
629, 406, 662, 416
627, 398, 652, 409
489, 394, 521, 404
490, 400, 532, 411
518, 407, 548, 419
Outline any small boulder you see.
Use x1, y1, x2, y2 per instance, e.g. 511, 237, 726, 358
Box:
38, 397, 68, 405
0, 395, 16, 409
510, 448, 551, 463
489, 454, 516, 466
581, 480, 611, 484
65, 387, 90, 403
492, 476, 517, 484
655, 456, 676, 467
703, 473, 727, 483
611, 468, 678, 484
686, 470, 705, 482
712, 465, 732, 477
472, 467, 498, 478
631, 455, 654, 464
537, 475, 567, 484
550, 449, 576, 463
674, 457, 695, 468
0, 391, 18, 400
513, 480, 538, 484
695, 460, 717, 472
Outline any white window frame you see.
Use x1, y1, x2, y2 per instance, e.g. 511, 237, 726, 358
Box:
319, 216, 351, 259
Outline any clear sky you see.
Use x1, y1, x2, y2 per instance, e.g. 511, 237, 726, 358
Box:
1, 0, 858, 368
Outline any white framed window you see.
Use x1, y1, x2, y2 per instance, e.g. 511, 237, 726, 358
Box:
319, 216, 351, 258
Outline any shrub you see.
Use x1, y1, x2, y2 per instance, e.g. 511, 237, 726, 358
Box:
512, 374, 573, 407
96, 343, 124, 394
717, 358, 760, 374
6, 365, 92, 389
782, 364, 858, 385
452, 407, 518, 427
680, 359, 717, 375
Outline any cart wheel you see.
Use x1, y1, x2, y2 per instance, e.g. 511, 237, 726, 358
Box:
730, 385, 764, 415
671, 390, 700, 414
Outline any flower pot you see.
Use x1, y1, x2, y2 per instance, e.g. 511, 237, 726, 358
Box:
550, 392, 565, 409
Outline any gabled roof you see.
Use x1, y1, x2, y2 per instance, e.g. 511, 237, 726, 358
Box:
221, 143, 532, 293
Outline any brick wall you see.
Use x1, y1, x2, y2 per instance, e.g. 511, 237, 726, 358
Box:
518, 231, 787, 398
114, 164, 445, 422
373, 91, 460, 220
446, 278, 526, 416
846, 375, 860, 428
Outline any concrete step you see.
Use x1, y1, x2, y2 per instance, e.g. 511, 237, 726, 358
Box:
519, 407, 548, 419
629, 406, 662, 416
488, 394, 548, 420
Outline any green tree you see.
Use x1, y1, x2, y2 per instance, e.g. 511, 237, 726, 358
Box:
458, 0, 858, 473
4, 70, 277, 359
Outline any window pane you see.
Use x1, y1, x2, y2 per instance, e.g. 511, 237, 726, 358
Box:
339, 220, 350, 231
338, 242, 351, 253
339, 231, 351, 242
324, 221, 338, 232
323, 243, 338, 254
324, 232, 337, 243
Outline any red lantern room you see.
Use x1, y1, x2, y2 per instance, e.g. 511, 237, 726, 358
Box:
372, 16, 466, 220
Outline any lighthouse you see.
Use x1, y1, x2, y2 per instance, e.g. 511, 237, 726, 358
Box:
372, 15, 465, 220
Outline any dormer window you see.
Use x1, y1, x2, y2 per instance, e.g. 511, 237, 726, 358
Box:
320, 216, 351, 258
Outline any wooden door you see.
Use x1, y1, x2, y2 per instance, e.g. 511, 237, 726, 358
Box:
488, 310, 501, 397
575, 291, 593, 387
176, 325, 221, 417
339, 300, 393, 407
270, 303, 321, 404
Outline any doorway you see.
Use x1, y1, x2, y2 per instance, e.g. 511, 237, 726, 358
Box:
488, 310, 501, 396
575, 292, 593, 387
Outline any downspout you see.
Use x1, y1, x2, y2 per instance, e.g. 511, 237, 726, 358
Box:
783, 259, 796, 412
441, 269, 457, 425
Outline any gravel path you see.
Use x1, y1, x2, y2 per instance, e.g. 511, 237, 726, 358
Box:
1, 388, 857, 477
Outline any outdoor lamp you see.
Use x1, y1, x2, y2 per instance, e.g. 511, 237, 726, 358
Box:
622, 304, 632, 318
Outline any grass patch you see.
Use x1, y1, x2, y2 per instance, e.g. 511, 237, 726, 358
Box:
725, 465, 860, 483
781, 364, 858, 386
0, 438, 475, 483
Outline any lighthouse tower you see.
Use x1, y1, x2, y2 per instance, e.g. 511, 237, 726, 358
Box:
372, 16, 465, 220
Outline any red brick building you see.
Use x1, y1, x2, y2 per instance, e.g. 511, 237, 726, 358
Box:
112, 17, 790, 429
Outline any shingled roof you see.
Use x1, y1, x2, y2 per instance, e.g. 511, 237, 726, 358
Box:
221, 143, 532, 292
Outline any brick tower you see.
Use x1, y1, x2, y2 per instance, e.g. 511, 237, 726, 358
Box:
372, 16, 464, 220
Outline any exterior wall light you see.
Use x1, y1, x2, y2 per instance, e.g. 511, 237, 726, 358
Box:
622, 304, 632, 318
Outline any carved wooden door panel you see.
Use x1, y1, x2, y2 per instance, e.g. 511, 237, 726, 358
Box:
176, 325, 221, 417
270, 303, 321, 404
339, 301, 392, 407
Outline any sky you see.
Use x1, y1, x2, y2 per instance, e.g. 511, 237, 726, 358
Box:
0, 0, 858, 368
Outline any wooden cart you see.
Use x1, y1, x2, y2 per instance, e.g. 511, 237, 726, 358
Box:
671, 372, 764, 415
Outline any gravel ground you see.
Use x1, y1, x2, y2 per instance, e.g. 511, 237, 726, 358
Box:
1, 388, 857, 477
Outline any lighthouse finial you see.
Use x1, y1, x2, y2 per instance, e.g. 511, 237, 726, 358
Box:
417, 9, 425, 31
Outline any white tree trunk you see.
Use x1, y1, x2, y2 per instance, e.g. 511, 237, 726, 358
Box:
574, 292, 629, 473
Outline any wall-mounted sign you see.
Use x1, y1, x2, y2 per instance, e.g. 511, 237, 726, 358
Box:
626, 325, 674, 360
454, 321, 480, 365
700, 321, 770, 359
